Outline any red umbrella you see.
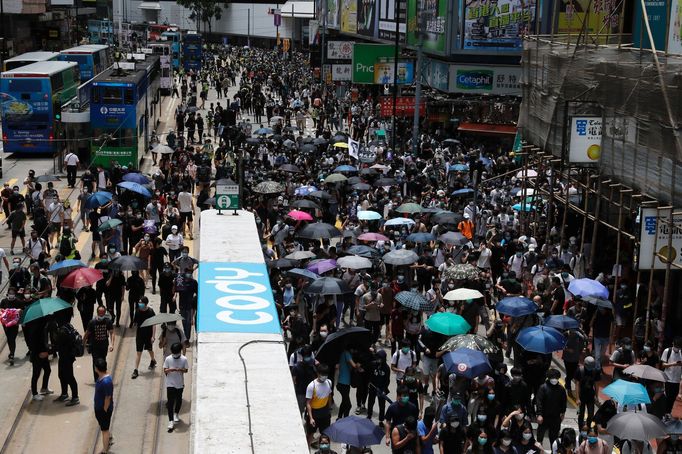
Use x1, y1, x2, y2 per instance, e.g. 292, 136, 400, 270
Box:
358, 232, 389, 242
61, 268, 104, 289
287, 210, 314, 221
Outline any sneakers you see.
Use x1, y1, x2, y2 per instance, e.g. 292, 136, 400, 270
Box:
149, 360, 157, 370
131, 369, 139, 379
355, 405, 366, 415
168, 421, 174, 431
39, 388, 54, 395
54, 394, 69, 402
173, 413, 180, 423
65, 397, 80, 407
32, 394, 44, 401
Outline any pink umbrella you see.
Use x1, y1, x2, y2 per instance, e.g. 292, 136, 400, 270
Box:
358, 232, 389, 242
287, 210, 314, 221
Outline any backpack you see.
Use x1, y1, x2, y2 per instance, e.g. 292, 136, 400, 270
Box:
59, 235, 73, 257
61, 324, 84, 357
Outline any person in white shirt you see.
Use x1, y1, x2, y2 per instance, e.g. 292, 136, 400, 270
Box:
391, 340, 417, 382
64, 152, 80, 188
176, 188, 195, 240
163, 342, 189, 431
661, 337, 682, 414
165, 225, 183, 261
477, 242, 492, 269
47, 199, 64, 247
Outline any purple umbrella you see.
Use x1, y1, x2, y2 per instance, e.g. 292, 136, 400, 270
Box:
306, 259, 337, 275
143, 220, 157, 234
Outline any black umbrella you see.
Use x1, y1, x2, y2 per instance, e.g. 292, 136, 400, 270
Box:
316, 327, 371, 365
245, 138, 261, 145
353, 183, 372, 191
300, 144, 316, 153
346, 245, 381, 258
308, 190, 332, 200
108, 255, 148, 271
297, 223, 341, 240
443, 138, 460, 145
301, 136, 315, 144
359, 168, 379, 177
266, 258, 297, 269
35, 174, 61, 182
313, 137, 328, 145
347, 176, 363, 185
278, 164, 301, 173
291, 199, 321, 210
432, 211, 464, 225
304, 277, 351, 295
374, 178, 397, 187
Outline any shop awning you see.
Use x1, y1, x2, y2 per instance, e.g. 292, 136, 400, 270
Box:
280, 1, 315, 18
458, 122, 517, 135
139, 2, 161, 10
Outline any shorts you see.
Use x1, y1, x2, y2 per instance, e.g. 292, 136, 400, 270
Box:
135, 336, 153, 352
11, 229, 25, 239
305, 408, 331, 434
421, 356, 438, 377
95, 407, 113, 430
180, 211, 193, 223
50, 222, 61, 233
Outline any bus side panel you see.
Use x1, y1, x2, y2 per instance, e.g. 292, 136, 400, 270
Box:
90, 99, 137, 168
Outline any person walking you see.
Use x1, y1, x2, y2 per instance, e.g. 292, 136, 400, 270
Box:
165, 225, 183, 261
25, 319, 52, 401
0, 288, 23, 365
163, 342, 189, 432
64, 151, 80, 188
94, 358, 114, 454
83, 306, 115, 382
661, 337, 682, 414
131, 297, 157, 379
54, 321, 80, 406
573, 356, 600, 429
535, 368, 567, 446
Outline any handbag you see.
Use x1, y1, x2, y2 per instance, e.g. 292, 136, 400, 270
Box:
0, 308, 21, 327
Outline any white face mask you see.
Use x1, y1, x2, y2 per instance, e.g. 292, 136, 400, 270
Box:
502, 439, 512, 447
523, 433, 532, 441
549, 378, 559, 386
172, 353, 181, 359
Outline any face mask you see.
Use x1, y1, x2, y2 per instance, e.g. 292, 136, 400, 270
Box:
549, 378, 559, 385
623, 345, 631, 351
487, 394, 495, 401
451, 400, 461, 406
450, 421, 460, 428
319, 444, 330, 451
448, 284, 455, 289
318, 375, 328, 382
644, 346, 651, 352
97, 315, 106, 321
172, 353, 181, 359
588, 437, 598, 445
674, 347, 680, 353
523, 433, 532, 441
516, 252, 522, 257
477, 414, 487, 422
515, 412, 525, 420
7, 294, 15, 300
109, 248, 115, 253
402, 347, 410, 354
580, 431, 588, 438
319, 331, 328, 338
303, 356, 313, 365
400, 396, 410, 404
144, 236, 150, 241
502, 439, 512, 447
138, 303, 146, 309
478, 437, 488, 446
181, 252, 189, 258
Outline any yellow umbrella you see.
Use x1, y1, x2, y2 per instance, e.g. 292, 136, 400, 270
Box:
333, 142, 349, 149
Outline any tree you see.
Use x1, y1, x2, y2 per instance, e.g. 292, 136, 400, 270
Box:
176, 0, 226, 33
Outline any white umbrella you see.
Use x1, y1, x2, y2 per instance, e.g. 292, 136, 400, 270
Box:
337, 255, 373, 270
444, 288, 484, 301
516, 169, 538, 179
285, 251, 317, 260
154, 144, 175, 154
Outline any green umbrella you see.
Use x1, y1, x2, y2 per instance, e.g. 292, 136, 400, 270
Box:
324, 173, 348, 184
425, 312, 471, 336
395, 202, 423, 214
20, 297, 72, 324
98, 218, 123, 232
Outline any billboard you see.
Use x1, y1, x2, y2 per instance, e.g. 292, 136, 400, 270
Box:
669, 0, 682, 54
634, 0, 669, 50
327, 41, 354, 60
309, 20, 321, 45
373, 60, 414, 84
332, 64, 353, 81
378, 0, 407, 42
352, 43, 395, 83
448, 65, 522, 95
426, 58, 449, 91
639, 207, 682, 270
556, 0, 622, 38
379, 96, 426, 117
341, 0, 358, 33
317, 0, 340, 28
407, 0, 448, 53
358, 0, 378, 37
568, 117, 602, 163
462, 0, 537, 52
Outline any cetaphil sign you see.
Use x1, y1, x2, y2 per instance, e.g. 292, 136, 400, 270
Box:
198, 262, 280, 333
447, 65, 522, 95
638, 207, 682, 270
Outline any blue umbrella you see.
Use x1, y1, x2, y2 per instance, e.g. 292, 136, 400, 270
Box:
568, 278, 609, 299
451, 188, 474, 196
442, 347, 491, 379
516, 325, 566, 353
122, 172, 151, 184
603, 379, 651, 405
255, 127, 274, 135
324, 415, 385, 446
384, 218, 415, 227
357, 210, 382, 221
496, 296, 537, 317
334, 165, 358, 173
406, 232, 435, 243
85, 191, 113, 209
543, 315, 580, 331
294, 185, 318, 196
47, 259, 86, 276
117, 181, 152, 198
449, 164, 469, 171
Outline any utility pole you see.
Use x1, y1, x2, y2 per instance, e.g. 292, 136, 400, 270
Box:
411, 0, 423, 157
390, 0, 401, 154
321, 0, 327, 73
0, 0, 6, 70
247, 8, 251, 47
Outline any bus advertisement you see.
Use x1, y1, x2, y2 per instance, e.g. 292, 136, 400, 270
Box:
90, 82, 139, 167
148, 42, 173, 93
182, 32, 202, 71
161, 31, 181, 70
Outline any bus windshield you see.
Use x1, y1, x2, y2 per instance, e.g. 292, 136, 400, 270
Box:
4, 61, 32, 71
1, 79, 51, 127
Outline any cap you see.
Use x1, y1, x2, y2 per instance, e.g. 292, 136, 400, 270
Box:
171, 225, 178, 231
528, 244, 536, 251
436, 190, 445, 197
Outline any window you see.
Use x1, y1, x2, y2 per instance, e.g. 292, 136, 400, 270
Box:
102, 86, 122, 104
92, 86, 101, 103
124, 88, 134, 105
162, 67, 170, 78
50, 73, 63, 91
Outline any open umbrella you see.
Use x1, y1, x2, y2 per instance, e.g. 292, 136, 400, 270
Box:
245, 137, 262, 146
305, 277, 351, 295
334, 165, 358, 173
278, 164, 301, 173
606, 411, 666, 441
282, 140, 296, 149
442, 348, 491, 379
295, 185, 319, 196
333, 142, 349, 149
426, 313, 471, 336
603, 379, 652, 405
438, 232, 468, 246
451, 188, 475, 197
395, 203, 423, 214
440, 334, 500, 356
516, 169, 539, 179
543, 315, 581, 330
297, 223, 342, 240
383, 249, 419, 265
568, 278, 609, 299
444, 288, 483, 301
20, 297, 71, 324
309, 190, 332, 200
357, 211, 382, 221
314, 137, 329, 145
61, 267, 104, 289
370, 164, 390, 171
122, 173, 151, 184
291, 199, 320, 210
624, 364, 667, 382
358, 232, 389, 242
316, 327, 371, 364
385, 218, 415, 227
665, 420, 682, 435
347, 245, 381, 258
395, 291, 434, 312
108, 255, 148, 271
512, 203, 535, 212
117, 181, 152, 198
47, 259, 86, 276
140, 313, 184, 328
496, 296, 537, 317
406, 232, 435, 243
306, 259, 337, 275
374, 177, 396, 187
255, 127, 274, 135
253, 181, 285, 194
432, 211, 463, 225
35, 174, 61, 182
286, 268, 319, 281
324, 173, 348, 184
581, 295, 613, 309
153, 144, 175, 154
449, 164, 469, 172
360, 168, 379, 177
86, 191, 114, 209
267, 258, 297, 269
284, 250, 317, 260
98, 218, 123, 232
516, 326, 566, 353
286, 210, 314, 221
337, 255, 373, 270
324, 416, 385, 446
353, 183, 372, 191
443, 264, 480, 281
443, 138, 460, 145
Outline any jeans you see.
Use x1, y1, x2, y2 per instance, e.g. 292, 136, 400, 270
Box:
367, 385, 388, 422
593, 337, 609, 370
577, 394, 595, 428
665, 381, 679, 414
337, 383, 352, 419
66, 165, 77, 187
564, 360, 578, 392
3, 324, 18, 357
167, 387, 184, 420
58, 356, 78, 398
31, 355, 51, 395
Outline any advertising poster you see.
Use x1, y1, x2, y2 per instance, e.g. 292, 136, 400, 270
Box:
327, 41, 355, 60
317, 0, 340, 28
633, 0, 669, 50
373, 61, 414, 84
639, 207, 682, 270
407, 0, 448, 52
426, 58, 449, 91
568, 116, 602, 164
668, 0, 682, 54
332, 64, 353, 80
352, 43, 396, 83
357, 0, 377, 37
309, 20, 321, 45
448, 65, 522, 95
463, 0, 537, 52
379, 0, 407, 42
341, 0, 358, 33
556, 0, 622, 39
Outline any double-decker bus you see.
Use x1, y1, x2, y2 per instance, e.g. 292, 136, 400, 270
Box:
90, 55, 160, 168
0, 61, 80, 154
182, 31, 202, 72
148, 24, 173, 41
161, 30, 181, 70
148, 42, 173, 94
3, 52, 60, 72
59, 44, 112, 81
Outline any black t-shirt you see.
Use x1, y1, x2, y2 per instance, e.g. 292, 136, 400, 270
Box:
126, 275, 146, 301
134, 307, 156, 337
440, 427, 466, 454
152, 247, 168, 268
87, 318, 113, 347
81, 174, 95, 192
385, 401, 419, 429
105, 273, 125, 297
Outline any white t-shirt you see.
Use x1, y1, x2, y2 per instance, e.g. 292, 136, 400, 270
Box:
391, 350, 415, 380
64, 152, 79, 166
48, 202, 63, 223
177, 192, 193, 213
305, 378, 332, 409
165, 233, 183, 251
477, 247, 492, 269
163, 354, 189, 388
662, 348, 682, 383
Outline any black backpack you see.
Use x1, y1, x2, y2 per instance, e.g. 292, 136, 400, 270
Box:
59, 236, 73, 257
61, 324, 84, 357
